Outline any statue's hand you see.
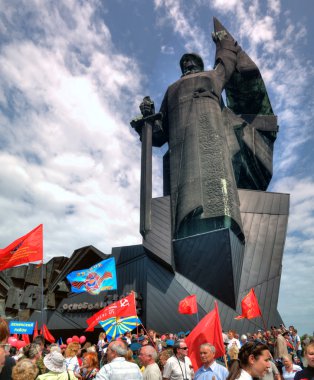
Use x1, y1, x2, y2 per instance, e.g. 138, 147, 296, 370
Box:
130, 115, 144, 136
140, 96, 155, 117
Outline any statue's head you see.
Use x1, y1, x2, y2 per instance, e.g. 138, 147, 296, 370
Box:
180, 53, 204, 76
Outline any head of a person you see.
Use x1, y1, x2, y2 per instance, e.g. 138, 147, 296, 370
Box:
43, 351, 66, 373
199, 343, 216, 367
282, 355, 293, 368
65, 342, 81, 358
180, 53, 204, 76
99, 332, 106, 341
173, 340, 188, 359
33, 335, 45, 351
227, 330, 236, 340
291, 329, 297, 336
236, 342, 271, 378
304, 342, 314, 368
0, 318, 9, 344
158, 349, 172, 368
83, 352, 99, 369
240, 335, 248, 344
12, 358, 38, 380
148, 329, 155, 338
49, 343, 61, 354
23, 343, 42, 361
139, 345, 157, 367
107, 340, 127, 363
228, 344, 239, 360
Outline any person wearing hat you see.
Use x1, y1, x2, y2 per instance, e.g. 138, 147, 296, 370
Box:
36, 351, 76, 379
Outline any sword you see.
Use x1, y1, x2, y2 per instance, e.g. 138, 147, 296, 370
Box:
131, 96, 162, 238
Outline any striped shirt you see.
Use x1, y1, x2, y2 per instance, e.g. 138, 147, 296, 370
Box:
96, 357, 142, 380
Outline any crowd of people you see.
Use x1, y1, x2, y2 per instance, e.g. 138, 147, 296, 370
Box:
0, 317, 313, 380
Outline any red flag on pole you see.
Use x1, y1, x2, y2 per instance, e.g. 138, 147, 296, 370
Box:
178, 295, 198, 314
0, 224, 43, 271
85, 293, 137, 332
185, 301, 225, 370
40, 324, 55, 343
22, 334, 30, 345
235, 288, 262, 320
33, 321, 39, 340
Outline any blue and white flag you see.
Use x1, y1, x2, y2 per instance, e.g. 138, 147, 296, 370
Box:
66, 257, 117, 294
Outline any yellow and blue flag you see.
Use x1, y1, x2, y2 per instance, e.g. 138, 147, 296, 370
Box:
66, 257, 117, 295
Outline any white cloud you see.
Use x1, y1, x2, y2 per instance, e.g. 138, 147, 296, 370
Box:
0, 0, 144, 260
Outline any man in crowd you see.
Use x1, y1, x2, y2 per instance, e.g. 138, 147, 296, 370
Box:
226, 330, 241, 351
139, 345, 162, 380
163, 340, 193, 380
194, 343, 228, 380
96, 340, 142, 379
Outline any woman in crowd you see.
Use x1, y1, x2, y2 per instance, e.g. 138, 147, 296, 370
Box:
80, 352, 99, 380
22, 343, 44, 376
36, 351, 77, 380
0, 317, 16, 380
227, 342, 271, 380
281, 354, 302, 380
12, 359, 38, 380
64, 342, 81, 377
294, 342, 314, 380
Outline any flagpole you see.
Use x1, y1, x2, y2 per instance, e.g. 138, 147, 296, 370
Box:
41, 260, 44, 327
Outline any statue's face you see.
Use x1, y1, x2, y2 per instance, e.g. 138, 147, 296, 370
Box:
181, 56, 202, 75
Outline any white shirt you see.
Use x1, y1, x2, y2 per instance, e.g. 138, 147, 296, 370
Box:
96, 357, 142, 380
163, 355, 193, 380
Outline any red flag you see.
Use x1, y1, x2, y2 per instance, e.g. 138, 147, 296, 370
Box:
33, 321, 38, 340
22, 334, 30, 344
0, 224, 43, 271
185, 301, 225, 370
40, 324, 55, 343
235, 288, 262, 320
178, 295, 198, 314
85, 293, 137, 332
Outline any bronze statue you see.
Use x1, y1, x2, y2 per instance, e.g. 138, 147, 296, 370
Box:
132, 18, 277, 241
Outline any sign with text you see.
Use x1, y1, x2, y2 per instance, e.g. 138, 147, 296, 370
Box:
9, 321, 35, 334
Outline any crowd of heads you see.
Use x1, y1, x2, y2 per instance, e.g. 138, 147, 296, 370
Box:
1, 315, 314, 380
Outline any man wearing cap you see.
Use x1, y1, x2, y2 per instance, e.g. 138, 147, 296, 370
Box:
139, 345, 162, 380
96, 340, 142, 380
37, 351, 76, 379
194, 343, 228, 380
163, 340, 193, 380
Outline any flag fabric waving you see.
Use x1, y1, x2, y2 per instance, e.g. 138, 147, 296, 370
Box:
0, 224, 43, 271
235, 288, 262, 320
185, 301, 225, 370
40, 324, 55, 343
33, 321, 39, 340
66, 257, 117, 295
178, 295, 198, 314
85, 293, 137, 332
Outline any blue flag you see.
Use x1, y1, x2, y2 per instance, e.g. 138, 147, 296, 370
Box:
66, 257, 117, 294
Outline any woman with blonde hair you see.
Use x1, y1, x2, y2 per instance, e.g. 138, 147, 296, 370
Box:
12, 359, 38, 380
294, 342, 314, 380
64, 341, 81, 376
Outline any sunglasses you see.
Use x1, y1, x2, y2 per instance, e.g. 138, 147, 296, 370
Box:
180, 347, 188, 350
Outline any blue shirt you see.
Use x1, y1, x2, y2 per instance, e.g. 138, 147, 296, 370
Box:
194, 361, 228, 380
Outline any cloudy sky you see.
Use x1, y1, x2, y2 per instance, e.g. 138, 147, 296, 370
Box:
0, 0, 313, 335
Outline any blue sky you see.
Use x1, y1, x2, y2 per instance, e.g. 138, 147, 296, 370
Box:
0, 0, 313, 335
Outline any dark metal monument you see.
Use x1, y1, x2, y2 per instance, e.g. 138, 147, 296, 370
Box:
0, 18, 288, 336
